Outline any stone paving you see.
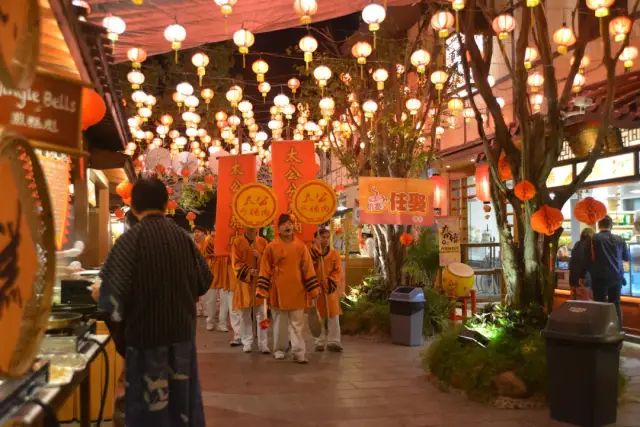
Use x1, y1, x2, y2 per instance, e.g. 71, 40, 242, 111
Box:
196, 319, 640, 427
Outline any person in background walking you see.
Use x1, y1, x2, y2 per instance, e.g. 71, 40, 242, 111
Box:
587, 215, 630, 325
257, 214, 320, 363
231, 228, 270, 353
98, 177, 211, 426
569, 228, 594, 300
310, 228, 344, 352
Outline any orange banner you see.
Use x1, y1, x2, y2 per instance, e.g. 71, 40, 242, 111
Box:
271, 140, 317, 242
214, 154, 257, 255
358, 177, 434, 225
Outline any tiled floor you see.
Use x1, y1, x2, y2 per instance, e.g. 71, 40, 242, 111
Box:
195, 318, 640, 427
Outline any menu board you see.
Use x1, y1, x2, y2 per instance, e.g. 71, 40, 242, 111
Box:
36, 150, 71, 250
0, 72, 82, 150
546, 165, 574, 188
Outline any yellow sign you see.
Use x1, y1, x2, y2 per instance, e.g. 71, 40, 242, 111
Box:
292, 180, 337, 225
232, 183, 278, 228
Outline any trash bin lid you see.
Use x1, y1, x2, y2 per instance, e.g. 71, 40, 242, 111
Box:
388, 286, 425, 303
542, 301, 624, 343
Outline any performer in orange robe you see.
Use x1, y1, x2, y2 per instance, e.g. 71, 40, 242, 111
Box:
310, 228, 344, 352
231, 228, 269, 353
257, 214, 320, 363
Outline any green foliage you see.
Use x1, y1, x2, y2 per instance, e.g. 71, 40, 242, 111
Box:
422, 287, 453, 336
341, 298, 390, 336
466, 303, 547, 341
423, 324, 547, 402
403, 227, 440, 287
179, 183, 214, 211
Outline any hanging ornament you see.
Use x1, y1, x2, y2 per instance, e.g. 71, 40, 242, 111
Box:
399, 232, 414, 246
362, 3, 386, 48
252, 59, 269, 83
431, 10, 455, 38
492, 14, 516, 40
293, 0, 318, 25
258, 81, 271, 102
127, 47, 147, 69
102, 16, 126, 48
553, 23, 576, 55
514, 180, 537, 202
288, 77, 301, 95
191, 52, 209, 86
233, 27, 255, 68
164, 23, 186, 63
299, 35, 318, 72
372, 68, 389, 91
585, 0, 614, 18
410, 49, 431, 75
531, 205, 564, 236
574, 197, 607, 225
497, 153, 512, 181
214, 0, 237, 17
609, 15, 632, 42
524, 46, 538, 70
620, 46, 638, 71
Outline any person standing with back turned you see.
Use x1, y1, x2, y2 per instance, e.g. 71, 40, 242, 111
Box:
98, 177, 211, 426
587, 215, 629, 325
257, 214, 321, 363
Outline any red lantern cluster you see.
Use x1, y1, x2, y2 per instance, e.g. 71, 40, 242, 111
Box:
574, 197, 607, 225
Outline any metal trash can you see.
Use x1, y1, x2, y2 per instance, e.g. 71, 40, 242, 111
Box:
389, 287, 425, 346
542, 300, 624, 427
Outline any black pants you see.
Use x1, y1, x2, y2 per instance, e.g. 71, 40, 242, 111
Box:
592, 285, 622, 327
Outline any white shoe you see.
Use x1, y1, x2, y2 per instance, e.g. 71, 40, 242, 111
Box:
243, 344, 252, 353
216, 326, 229, 332
260, 347, 271, 354
229, 338, 242, 347
205, 324, 214, 331
274, 351, 285, 360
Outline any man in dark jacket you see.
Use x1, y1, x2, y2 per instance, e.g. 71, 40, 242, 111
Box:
99, 177, 212, 426
587, 215, 629, 325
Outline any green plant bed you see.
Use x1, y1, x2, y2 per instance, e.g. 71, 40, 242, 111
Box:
422, 304, 629, 404
341, 298, 390, 335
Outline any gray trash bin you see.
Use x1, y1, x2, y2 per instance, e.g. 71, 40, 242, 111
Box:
542, 300, 624, 427
389, 287, 425, 346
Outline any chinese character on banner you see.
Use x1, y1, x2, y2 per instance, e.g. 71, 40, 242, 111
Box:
232, 183, 278, 228
292, 180, 337, 225
435, 217, 461, 266
271, 141, 318, 241
215, 154, 257, 255
358, 177, 434, 225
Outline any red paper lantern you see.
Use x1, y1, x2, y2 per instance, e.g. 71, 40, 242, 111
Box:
430, 174, 446, 214
399, 232, 414, 246
167, 199, 178, 215
181, 168, 191, 178
474, 163, 491, 202
498, 153, 512, 181
116, 181, 132, 199
114, 208, 125, 219
195, 183, 206, 193
574, 197, 607, 225
155, 164, 166, 175
531, 205, 564, 236
81, 87, 107, 130
204, 174, 215, 185
514, 180, 537, 202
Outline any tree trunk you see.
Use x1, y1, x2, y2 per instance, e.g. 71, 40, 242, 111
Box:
373, 224, 407, 293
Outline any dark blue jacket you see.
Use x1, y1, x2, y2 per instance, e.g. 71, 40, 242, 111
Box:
569, 239, 591, 288
587, 231, 630, 288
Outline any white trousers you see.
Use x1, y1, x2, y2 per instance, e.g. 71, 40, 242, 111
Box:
224, 290, 242, 340
203, 288, 227, 329
273, 309, 305, 358
314, 316, 341, 346
240, 307, 269, 350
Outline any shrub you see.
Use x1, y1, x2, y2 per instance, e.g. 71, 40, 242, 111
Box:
341, 298, 390, 335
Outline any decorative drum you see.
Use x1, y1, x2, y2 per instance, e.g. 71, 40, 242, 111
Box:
442, 262, 475, 297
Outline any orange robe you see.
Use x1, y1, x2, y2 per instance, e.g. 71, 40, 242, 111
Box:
197, 236, 216, 288
211, 256, 232, 290
257, 238, 320, 310
312, 247, 343, 318
231, 235, 268, 310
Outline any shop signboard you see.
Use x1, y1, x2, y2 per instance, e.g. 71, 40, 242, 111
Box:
0, 72, 82, 151
546, 164, 573, 188
435, 217, 462, 267
35, 150, 71, 250
577, 153, 635, 184
358, 177, 434, 225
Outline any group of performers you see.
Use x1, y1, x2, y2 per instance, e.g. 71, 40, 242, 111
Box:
193, 213, 343, 363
